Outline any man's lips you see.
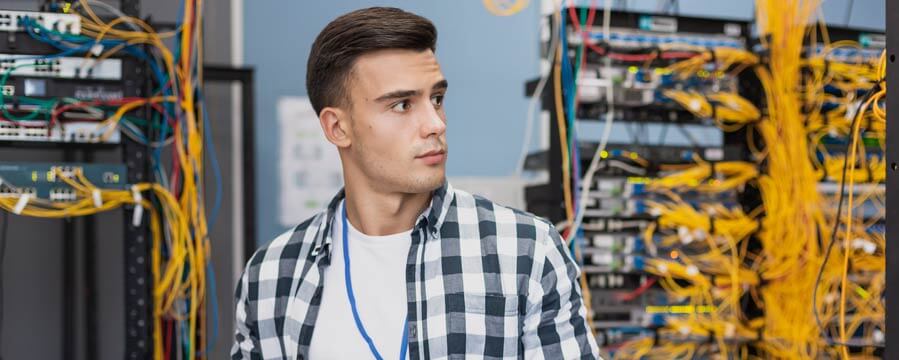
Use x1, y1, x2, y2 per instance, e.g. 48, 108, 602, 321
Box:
416, 149, 446, 165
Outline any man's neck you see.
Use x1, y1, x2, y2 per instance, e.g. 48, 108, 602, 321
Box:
343, 183, 432, 236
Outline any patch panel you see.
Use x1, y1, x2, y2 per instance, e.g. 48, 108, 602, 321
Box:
580, 218, 654, 232
590, 233, 641, 250
588, 273, 630, 288
586, 178, 738, 201
818, 182, 885, 195
0, 76, 125, 100
582, 253, 647, 273
48, 187, 77, 201
596, 327, 656, 348
813, 46, 883, 62
590, 177, 648, 198
524, 144, 735, 174
569, 27, 745, 50
0, 121, 120, 144
576, 64, 739, 108
0, 185, 36, 197
582, 198, 648, 218
0, 10, 81, 35
582, 197, 738, 219
0, 54, 122, 80
0, 162, 127, 200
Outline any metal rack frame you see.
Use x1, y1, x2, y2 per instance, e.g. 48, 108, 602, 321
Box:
884, 0, 896, 357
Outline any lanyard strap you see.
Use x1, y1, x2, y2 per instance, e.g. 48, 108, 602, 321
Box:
342, 204, 409, 360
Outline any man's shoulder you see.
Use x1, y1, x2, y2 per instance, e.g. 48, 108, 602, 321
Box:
244, 211, 327, 275
450, 187, 556, 240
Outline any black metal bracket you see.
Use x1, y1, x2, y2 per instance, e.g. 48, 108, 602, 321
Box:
119, 1, 154, 359
884, 0, 897, 357
202, 65, 257, 264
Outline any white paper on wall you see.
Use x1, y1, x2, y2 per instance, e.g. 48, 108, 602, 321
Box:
277, 96, 343, 227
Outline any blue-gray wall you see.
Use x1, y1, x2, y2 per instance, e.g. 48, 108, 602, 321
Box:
245, 0, 885, 245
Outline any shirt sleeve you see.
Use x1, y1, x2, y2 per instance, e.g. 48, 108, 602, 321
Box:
231, 260, 263, 359
521, 222, 601, 359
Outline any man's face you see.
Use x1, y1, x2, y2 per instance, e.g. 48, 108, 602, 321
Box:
342, 49, 448, 194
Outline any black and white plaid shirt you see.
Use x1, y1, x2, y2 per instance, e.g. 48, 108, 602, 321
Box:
232, 182, 600, 359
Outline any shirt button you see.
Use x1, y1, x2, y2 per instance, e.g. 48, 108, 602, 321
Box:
409, 325, 417, 338
430, 229, 438, 238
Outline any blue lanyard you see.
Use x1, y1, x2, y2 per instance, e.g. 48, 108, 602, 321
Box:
342, 204, 409, 360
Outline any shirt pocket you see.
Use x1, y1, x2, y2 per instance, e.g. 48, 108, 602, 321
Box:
445, 293, 520, 357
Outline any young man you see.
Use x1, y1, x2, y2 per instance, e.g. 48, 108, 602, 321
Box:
232, 7, 599, 359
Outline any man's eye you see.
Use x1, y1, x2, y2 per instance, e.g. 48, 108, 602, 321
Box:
431, 95, 444, 108
391, 100, 411, 113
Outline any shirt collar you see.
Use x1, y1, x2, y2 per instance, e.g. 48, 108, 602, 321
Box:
310, 181, 455, 260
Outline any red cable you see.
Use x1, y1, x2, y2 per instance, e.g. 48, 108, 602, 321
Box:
565, 4, 705, 64
164, 318, 173, 360
567, 3, 580, 33
615, 277, 658, 302
48, 98, 175, 143
607, 52, 657, 62
170, 146, 182, 196
51, 97, 148, 129
18, 97, 140, 137
587, 42, 607, 55
568, 0, 598, 112
586, 1, 598, 33
661, 51, 702, 59
568, 3, 604, 56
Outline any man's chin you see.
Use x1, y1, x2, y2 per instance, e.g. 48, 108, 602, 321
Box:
405, 172, 445, 194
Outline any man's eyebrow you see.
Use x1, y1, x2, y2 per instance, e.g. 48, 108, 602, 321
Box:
432, 79, 448, 91
373, 80, 448, 102
374, 89, 420, 102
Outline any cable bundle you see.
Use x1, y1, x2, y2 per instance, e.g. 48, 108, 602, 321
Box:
612, 1, 887, 358
664, 47, 759, 80
650, 161, 758, 193
663, 90, 762, 130
0, 1, 217, 359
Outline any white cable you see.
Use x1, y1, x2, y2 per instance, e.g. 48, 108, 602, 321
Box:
92, 189, 103, 208
566, 0, 614, 243
515, 0, 562, 177
57, 2, 173, 185
75, 0, 176, 156
607, 159, 646, 175
13, 194, 29, 215
131, 185, 144, 227
601, 0, 611, 44
73, 1, 138, 73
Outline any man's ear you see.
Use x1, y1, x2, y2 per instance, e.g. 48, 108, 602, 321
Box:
319, 107, 352, 148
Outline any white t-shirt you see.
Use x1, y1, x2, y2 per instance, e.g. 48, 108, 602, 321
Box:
309, 200, 414, 359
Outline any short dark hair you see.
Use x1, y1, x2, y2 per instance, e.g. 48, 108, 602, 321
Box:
306, 7, 438, 115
